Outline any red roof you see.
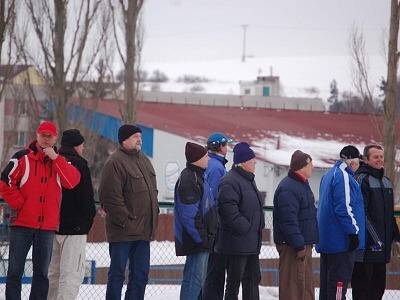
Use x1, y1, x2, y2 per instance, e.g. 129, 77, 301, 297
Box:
91, 99, 396, 146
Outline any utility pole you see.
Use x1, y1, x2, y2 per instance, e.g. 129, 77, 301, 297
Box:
241, 24, 248, 62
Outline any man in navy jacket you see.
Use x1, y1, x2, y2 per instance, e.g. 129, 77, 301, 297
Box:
273, 150, 318, 300
214, 142, 265, 300
317, 145, 365, 300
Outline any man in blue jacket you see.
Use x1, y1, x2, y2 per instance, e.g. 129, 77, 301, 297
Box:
203, 132, 232, 300
174, 142, 217, 300
317, 145, 365, 300
273, 150, 318, 300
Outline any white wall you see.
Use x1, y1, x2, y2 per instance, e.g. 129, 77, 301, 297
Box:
138, 90, 325, 111
151, 128, 326, 206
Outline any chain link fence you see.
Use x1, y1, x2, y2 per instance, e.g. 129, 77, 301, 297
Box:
0, 201, 399, 299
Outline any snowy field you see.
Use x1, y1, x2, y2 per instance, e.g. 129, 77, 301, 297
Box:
142, 55, 386, 100
0, 284, 399, 300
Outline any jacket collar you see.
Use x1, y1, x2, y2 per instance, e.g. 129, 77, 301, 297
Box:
59, 146, 87, 163
119, 146, 140, 156
208, 152, 228, 166
28, 141, 57, 162
288, 169, 308, 183
233, 165, 255, 181
356, 161, 384, 179
186, 162, 206, 175
335, 160, 356, 177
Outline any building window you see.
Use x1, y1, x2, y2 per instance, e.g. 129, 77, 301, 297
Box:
244, 89, 251, 95
16, 101, 28, 115
263, 86, 270, 97
16, 132, 27, 147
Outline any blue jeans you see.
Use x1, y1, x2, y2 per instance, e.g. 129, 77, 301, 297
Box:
6, 226, 55, 300
106, 240, 150, 300
180, 251, 209, 300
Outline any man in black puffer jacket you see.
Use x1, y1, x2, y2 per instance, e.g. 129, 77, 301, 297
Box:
351, 144, 400, 300
273, 150, 318, 300
48, 129, 96, 300
214, 142, 265, 300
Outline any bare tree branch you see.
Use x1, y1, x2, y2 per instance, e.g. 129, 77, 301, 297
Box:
350, 25, 374, 111
109, 0, 126, 65
64, 0, 85, 76
69, 0, 101, 91
25, 0, 55, 75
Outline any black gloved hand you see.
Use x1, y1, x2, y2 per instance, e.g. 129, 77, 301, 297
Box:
348, 234, 359, 251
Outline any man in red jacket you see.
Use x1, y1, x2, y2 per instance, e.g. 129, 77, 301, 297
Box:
0, 121, 80, 300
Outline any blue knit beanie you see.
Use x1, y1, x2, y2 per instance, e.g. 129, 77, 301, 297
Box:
233, 142, 255, 164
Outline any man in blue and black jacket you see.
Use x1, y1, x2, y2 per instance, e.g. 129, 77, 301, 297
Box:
174, 142, 217, 300
317, 145, 365, 300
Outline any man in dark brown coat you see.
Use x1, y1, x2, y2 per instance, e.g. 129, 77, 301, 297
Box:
99, 124, 159, 300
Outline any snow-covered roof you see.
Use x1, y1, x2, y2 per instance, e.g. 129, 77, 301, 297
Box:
90, 99, 399, 168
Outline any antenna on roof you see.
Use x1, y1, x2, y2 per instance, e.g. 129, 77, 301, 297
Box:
241, 24, 249, 63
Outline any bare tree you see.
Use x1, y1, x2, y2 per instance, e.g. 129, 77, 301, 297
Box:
14, 0, 106, 132
109, 0, 145, 123
0, 0, 16, 100
350, 25, 376, 113
383, 0, 399, 182
0, 0, 15, 62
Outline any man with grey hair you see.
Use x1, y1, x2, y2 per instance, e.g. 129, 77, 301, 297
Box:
317, 145, 365, 300
352, 144, 400, 299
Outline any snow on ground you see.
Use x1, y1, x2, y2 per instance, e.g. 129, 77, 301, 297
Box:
0, 241, 317, 268
0, 284, 399, 300
84, 242, 293, 268
142, 55, 386, 99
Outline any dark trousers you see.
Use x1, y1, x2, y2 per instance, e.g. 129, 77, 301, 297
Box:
224, 254, 260, 300
202, 252, 228, 300
106, 240, 150, 300
319, 251, 356, 300
6, 226, 55, 300
351, 262, 386, 300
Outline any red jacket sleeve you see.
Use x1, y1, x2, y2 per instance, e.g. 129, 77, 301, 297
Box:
0, 158, 26, 210
53, 155, 81, 189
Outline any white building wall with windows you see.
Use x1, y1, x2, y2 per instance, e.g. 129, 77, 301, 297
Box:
150, 129, 324, 206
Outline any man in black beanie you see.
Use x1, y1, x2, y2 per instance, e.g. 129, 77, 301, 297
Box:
174, 142, 218, 300
99, 124, 159, 300
48, 129, 96, 300
273, 150, 318, 300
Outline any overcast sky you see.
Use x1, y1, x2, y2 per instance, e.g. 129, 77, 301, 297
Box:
142, 0, 390, 62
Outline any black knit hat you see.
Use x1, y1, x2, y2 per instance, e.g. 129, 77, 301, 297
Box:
61, 129, 84, 147
290, 150, 312, 171
233, 142, 255, 164
185, 142, 207, 163
118, 124, 142, 144
340, 145, 362, 160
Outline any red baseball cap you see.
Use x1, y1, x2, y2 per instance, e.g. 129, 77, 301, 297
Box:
37, 121, 58, 136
